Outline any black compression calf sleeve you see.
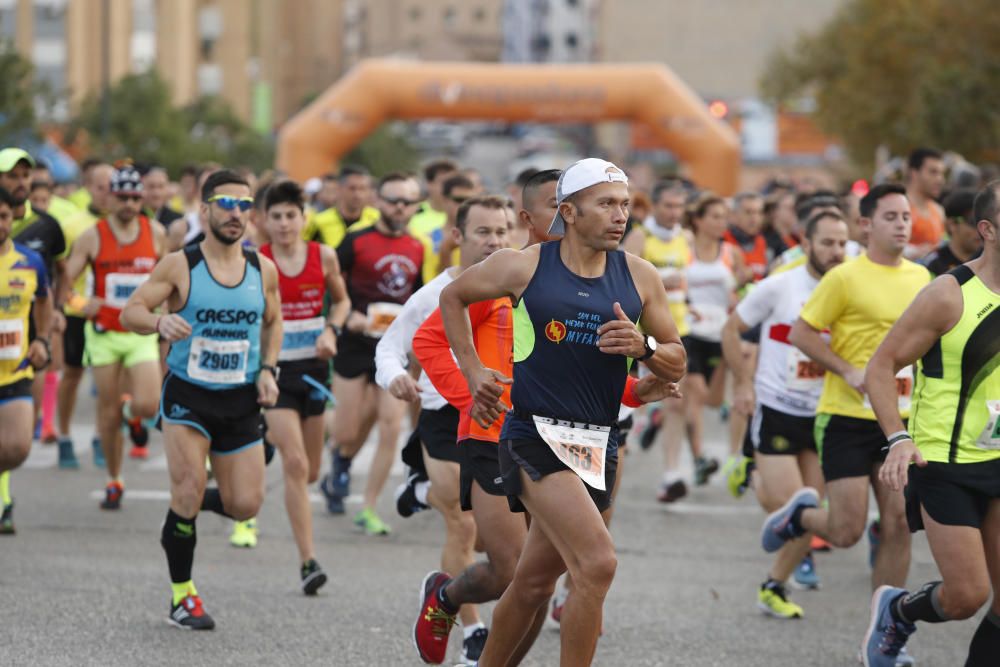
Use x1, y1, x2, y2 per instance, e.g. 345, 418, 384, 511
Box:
200, 487, 232, 518
161, 509, 197, 583
895, 581, 948, 624
966, 610, 1000, 667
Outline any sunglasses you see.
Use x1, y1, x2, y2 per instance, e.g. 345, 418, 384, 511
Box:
115, 194, 143, 202
449, 195, 470, 204
381, 196, 421, 207
208, 195, 254, 212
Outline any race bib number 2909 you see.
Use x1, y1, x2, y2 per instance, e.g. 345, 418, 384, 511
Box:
187, 337, 249, 385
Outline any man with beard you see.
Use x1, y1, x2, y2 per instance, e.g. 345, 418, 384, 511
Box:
120, 169, 282, 629
721, 211, 849, 618
318, 173, 425, 535
64, 164, 167, 508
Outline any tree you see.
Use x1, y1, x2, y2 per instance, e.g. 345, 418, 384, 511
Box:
0, 43, 55, 141
67, 70, 274, 175
343, 123, 419, 177
760, 0, 1000, 168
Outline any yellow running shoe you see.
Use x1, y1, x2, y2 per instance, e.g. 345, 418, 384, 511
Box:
230, 518, 258, 548
353, 508, 391, 536
727, 456, 755, 498
757, 582, 803, 619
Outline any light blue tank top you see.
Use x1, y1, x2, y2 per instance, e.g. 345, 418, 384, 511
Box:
166, 244, 264, 390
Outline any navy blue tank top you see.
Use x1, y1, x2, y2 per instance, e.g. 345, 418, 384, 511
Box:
502, 241, 643, 441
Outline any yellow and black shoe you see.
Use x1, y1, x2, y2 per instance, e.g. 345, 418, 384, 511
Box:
229, 519, 258, 548
0, 502, 14, 535
757, 580, 803, 619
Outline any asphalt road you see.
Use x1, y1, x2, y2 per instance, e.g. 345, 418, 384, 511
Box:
0, 391, 978, 666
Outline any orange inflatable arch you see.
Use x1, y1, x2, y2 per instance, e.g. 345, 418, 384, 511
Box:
277, 60, 741, 194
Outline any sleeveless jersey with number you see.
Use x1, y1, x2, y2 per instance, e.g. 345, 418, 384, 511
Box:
166, 245, 264, 390
686, 242, 735, 343
724, 229, 768, 282
502, 241, 643, 440
912, 266, 1000, 464
92, 216, 157, 332
259, 242, 326, 369
0, 243, 48, 386
640, 224, 691, 337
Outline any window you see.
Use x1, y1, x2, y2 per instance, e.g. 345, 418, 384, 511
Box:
565, 32, 578, 49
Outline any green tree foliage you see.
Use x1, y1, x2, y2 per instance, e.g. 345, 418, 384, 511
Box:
0, 43, 54, 140
67, 70, 273, 175
344, 123, 419, 177
760, 0, 1000, 167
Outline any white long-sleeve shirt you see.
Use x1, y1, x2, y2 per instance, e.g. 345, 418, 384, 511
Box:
374, 269, 455, 410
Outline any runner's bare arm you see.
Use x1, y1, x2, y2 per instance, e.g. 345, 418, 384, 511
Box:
63, 225, 97, 285
607, 255, 685, 382
151, 220, 168, 258
788, 317, 861, 387
256, 255, 282, 406
52, 258, 69, 315
121, 252, 188, 339
869, 277, 962, 491
721, 312, 755, 414
440, 246, 538, 404
321, 245, 351, 329
28, 288, 54, 368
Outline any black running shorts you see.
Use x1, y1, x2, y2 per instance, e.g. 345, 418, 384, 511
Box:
159, 372, 263, 455
459, 439, 505, 511
748, 404, 816, 456
268, 364, 329, 418
63, 315, 86, 369
906, 459, 1000, 532
685, 336, 722, 378
816, 413, 904, 482
418, 404, 460, 463
332, 332, 377, 383
497, 437, 619, 513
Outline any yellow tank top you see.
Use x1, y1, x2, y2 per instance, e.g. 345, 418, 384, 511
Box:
912, 265, 1000, 463
641, 228, 691, 337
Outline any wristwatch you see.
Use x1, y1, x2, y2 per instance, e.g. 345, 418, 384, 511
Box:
327, 322, 343, 337
637, 335, 657, 361
260, 364, 280, 382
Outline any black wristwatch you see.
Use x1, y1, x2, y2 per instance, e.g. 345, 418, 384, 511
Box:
260, 364, 280, 381
327, 322, 343, 337
637, 334, 657, 361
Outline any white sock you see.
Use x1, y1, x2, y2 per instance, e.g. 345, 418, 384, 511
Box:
415, 480, 430, 505
463, 622, 486, 639
663, 470, 682, 486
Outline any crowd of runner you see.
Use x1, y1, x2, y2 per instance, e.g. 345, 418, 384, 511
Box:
1, 144, 998, 667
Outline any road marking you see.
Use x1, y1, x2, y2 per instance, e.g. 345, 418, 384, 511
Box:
85, 489, 365, 505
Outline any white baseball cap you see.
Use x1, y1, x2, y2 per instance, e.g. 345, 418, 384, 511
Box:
549, 158, 628, 235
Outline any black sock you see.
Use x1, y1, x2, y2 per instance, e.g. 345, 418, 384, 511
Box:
161, 509, 197, 583
894, 581, 947, 624
437, 580, 459, 614
966, 610, 1000, 667
200, 487, 232, 518
762, 577, 783, 592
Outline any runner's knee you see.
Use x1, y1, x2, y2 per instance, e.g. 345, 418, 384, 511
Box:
941, 582, 990, 620
224, 490, 264, 521
572, 550, 617, 595
0, 439, 31, 470
281, 449, 309, 482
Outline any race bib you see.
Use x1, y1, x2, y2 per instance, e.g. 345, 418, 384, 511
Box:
366, 302, 403, 339
688, 304, 727, 340
279, 316, 325, 362
785, 347, 824, 392
863, 366, 914, 412
0, 318, 23, 360
187, 337, 250, 385
532, 416, 609, 490
104, 273, 149, 309
976, 401, 1000, 450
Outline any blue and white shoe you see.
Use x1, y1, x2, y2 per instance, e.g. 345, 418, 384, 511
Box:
894, 647, 915, 666
861, 586, 915, 667
790, 553, 821, 590
761, 487, 819, 553
57, 437, 80, 470
319, 473, 345, 515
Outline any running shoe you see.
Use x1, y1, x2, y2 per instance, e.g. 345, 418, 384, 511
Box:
757, 581, 803, 619
100, 481, 124, 510
693, 456, 719, 486
300, 559, 327, 596
57, 437, 80, 469
229, 519, 258, 548
395, 470, 431, 518
319, 473, 344, 514
811, 535, 832, 552
168, 593, 216, 630
726, 456, 754, 498
461, 627, 489, 664
638, 407, 662, 451
331, 454, 351, 496
41, 427, 58, 444
126, 416, 149, 448
657, 479, 688, 503
413, 570, 457, 664
868, 518, 881, 569
129, 444, 149, 460
549, 587, 569, 626
353, 508, 391, 536
761, 487, 819, 552
0, 502, 14, 535
790, 553, 821, 590
861, 586, 915, 667
895, 647, 916, 666
92, 437, 105, 468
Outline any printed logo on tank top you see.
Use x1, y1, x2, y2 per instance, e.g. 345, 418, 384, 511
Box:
376, 254, 418, 298
545, 319, 567, 343
545, 311, 604, 347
